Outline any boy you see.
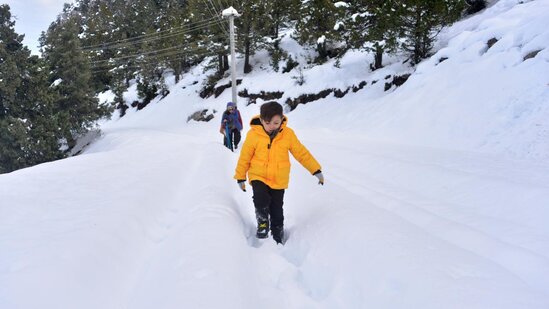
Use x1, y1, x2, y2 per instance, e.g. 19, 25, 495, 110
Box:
234, 102, 324, 244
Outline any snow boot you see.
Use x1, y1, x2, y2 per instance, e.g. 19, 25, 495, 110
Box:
271, 225, 284, 244
256, 221, 269, 239
255, 208, 269, 239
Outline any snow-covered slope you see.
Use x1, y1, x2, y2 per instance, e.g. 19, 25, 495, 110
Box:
1, 0, 549, 308
375, 0, 549, 159
291, 0, 549, 161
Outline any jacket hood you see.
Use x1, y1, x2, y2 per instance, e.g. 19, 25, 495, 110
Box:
250, 115, 288, 134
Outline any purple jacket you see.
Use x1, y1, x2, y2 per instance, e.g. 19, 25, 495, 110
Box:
221, 109, 243, 131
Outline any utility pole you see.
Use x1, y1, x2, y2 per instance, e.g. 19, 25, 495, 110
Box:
222, 7, 240, 106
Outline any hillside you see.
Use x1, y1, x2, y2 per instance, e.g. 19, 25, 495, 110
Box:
100, 0, 549, 161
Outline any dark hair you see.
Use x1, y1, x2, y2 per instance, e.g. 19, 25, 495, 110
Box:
260, 101, 283, 121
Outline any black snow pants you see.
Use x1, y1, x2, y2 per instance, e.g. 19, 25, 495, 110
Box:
251, 180, 285, 231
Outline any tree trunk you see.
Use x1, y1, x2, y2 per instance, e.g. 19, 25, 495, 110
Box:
373, 46, 383, 70
223, 54, 229, 72
66, 133, 77, 151
174, 63, 181, 83
317, 42, 327, 62
274, 21, 279, 38
244, 38, 252, 73
272, 8, 280, 39
218, 53, 224, 74
413, 10, 423, 65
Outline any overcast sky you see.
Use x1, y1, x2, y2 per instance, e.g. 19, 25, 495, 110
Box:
4, 0, 71, 55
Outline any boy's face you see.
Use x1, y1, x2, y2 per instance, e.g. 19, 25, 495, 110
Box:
260, 115, 282, 134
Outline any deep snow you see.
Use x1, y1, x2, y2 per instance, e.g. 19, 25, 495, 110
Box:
2, 0, 549, 308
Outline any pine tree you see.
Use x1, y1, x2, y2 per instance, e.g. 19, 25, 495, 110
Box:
155, 0, 194, 83
233, 0, 282, 73
109, 66, 129, 116
0, 4, 35, 173
268, 0, 299, 39
41, 14, 111, 150
187, 0, 229, 75
20, 55, 65, 167
79, 0, 152, 91
81, 1, 120, 91
341, 0, 400, 70
126, 0, 169, 103
255, 0, 299, 72
0, 5, 63, 173
294, 0, 339, 63
0, 4, 26, 118
399, 0, 464, 65
112, 0, 155, 89
0, 116, 28, 173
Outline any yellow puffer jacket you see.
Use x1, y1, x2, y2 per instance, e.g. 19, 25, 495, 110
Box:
234, 115, 321, 189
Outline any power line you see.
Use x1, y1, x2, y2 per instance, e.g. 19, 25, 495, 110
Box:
90, 49, 216, 74
82, 10, 234, 74
81, 15, 219, 49
84, 21, 220, 54
91, 39, 225, 65
82, 23, 218, 53
204, 0, 229, 36
89, 36, 227, 67
91, 47, 208, 68
215, 0, 226, 10
80, 16, 222, 51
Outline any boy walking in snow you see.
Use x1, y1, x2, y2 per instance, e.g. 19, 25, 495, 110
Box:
220, 102, 243, 150
234, 102, 324, 244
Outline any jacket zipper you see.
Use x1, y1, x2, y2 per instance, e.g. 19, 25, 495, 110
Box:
267, 134, 275, 180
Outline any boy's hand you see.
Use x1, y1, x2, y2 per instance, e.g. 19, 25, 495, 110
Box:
237, 180, 246, 192
313, 171, 324, 185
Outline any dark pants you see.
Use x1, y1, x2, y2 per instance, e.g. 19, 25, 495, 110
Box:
251, 180, 285, 230
224, 129, 241, 149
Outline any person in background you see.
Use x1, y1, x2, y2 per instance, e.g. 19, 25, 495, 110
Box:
220, 102, 243, 151
234, 101, 324, 244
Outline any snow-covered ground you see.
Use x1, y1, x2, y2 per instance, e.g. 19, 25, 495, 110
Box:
1, 0, 549, 308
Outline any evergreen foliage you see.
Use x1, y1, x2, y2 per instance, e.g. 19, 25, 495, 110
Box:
187, 0, 229, 75
265, 0, 300, 72
40, 14, 112, 150
156, 0, 192, 82
268, 0, 300, 39
0, 5, 63, 173
294, 0, 340, 63
339, 0, 400, 70
398, 0, 465, 65
235, 0, 273, 73
54, 0, 468, 87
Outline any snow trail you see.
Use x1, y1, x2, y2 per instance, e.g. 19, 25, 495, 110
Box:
2, 121, 549, 308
